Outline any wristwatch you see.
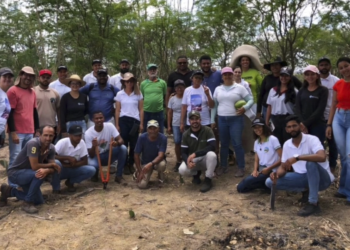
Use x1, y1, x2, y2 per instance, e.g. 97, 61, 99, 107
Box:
293, 154, 299, 161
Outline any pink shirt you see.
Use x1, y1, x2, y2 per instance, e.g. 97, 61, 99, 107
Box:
7, 86, 37, 134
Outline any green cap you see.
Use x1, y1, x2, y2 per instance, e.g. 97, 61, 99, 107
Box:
147, 64, 158, 70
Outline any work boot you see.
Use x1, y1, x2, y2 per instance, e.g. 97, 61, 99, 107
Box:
0, 184, 12, 207
91, 171, 99, 182
192, 171, 201, 185
22, 202, 39, 214
297, 203, 320, 217
200, 177, 212, 193
235, 169, 245, 178
298, 190, 309, 203
65, 179, 77, 192
115, 176, 125, 184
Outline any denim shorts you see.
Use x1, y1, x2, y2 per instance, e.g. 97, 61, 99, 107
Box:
172, 126, 182, 144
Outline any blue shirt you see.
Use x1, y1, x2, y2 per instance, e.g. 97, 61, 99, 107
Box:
80, 83, 119, 121
203, 70, 222, 95
134, 132, 167, 165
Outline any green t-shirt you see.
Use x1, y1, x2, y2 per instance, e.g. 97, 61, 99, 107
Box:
140, 78, 167, 112
242, 69, 263, 103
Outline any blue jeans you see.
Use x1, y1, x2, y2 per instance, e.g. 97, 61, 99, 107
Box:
308, 123, 326, 147
143, 110, 164, 133
8, 168, 61, 205
66, 120, 87, 133
55, 160, 96, 185
218, 115, 245, 169
332, 109, 350, 201
88, 145, 127, 177
237, 165, 270, 193
262, 106, 267, 120
172, 126, 182, 144
265, 162, 331, 203
119, 116, 140, 166
327, 133, 338, 169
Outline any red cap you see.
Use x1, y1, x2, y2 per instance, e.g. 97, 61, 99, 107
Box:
39, 69, 52, 76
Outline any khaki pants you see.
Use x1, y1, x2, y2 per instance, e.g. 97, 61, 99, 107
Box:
179, 151, 216, 178
137, 160, 166, 189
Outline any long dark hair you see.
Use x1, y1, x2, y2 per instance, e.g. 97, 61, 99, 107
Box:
253, 124, 272, 141
275, 77, 296, 104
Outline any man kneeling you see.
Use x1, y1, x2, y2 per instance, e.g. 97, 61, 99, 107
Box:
55, 125, 96, 192
179, 111, 216, 192
265, 115, 334, 216
135, 120, 167, 189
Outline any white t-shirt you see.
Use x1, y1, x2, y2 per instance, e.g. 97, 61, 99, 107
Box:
182, 85, 212, 125
109, 73, 122, 90
55, 138, 88, 162
213, 83, 249, 116
49, 80, 71, 98
85, 123, 119, 154
282, 133, 334, 181
0, 89, 11, 134
254, 135, 281, 170
168, 96, 183, 126
83, 72, 110, 85
320, 74, 339, 120
114, 90, 143, 121
266, 88, 297, 115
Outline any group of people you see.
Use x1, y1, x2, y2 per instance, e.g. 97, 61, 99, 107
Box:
0, 45, 349, 217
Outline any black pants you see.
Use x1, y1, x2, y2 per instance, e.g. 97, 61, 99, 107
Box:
119, 116, 140, 166
271, 114, 291, 146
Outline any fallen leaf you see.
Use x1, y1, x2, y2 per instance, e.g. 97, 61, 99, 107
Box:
183, 228, 194, 235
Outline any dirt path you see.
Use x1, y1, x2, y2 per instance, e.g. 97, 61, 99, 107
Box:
0, 138, 349, 250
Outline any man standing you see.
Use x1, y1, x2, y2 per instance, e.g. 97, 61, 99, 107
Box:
49, 66, 71, 98
179, 111, 217, 193
318, 57, 339, 173
83, 59, 110, 85
265, 115, 334, 216
140, 64, 167, 133
34, 69, 60, 141
0, 126, 61, 214
7, 66, 40, 169
109, 59, 130, 89
55, 125, 96, 192
166, 56, 193, 108
80, 68, 119, 128
135, 120, 167, 189
85, 111, 127, 183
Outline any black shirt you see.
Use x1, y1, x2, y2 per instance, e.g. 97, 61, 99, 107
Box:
257, 75, 302, 113
60, 92, 88, 132
294, 85, 328, 128
167, 70, 193, 90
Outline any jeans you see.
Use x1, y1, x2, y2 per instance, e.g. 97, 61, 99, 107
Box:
271, 114, 291, 145
327, 132, 338, 169
265, 162, 331, 203
262, 106, 267, 120
55, 160, 96, 185
66, 120, 87, 134
308, 123, 326, 147
119, 116, 140, 166
88, 145, 127, 177
8, 168, 61, 205
218, 115, 245, 169
237, 165, 270, 193
143, 110, 164, 133
172, 126, 182, 144
179, 151, 217, 178
332, 109, 350, 201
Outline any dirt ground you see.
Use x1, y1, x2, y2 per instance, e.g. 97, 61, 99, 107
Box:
0, 136, 350, 250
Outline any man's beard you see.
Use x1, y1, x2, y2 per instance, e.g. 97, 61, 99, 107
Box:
290, 130, 301, 138
120, 68, 129, 74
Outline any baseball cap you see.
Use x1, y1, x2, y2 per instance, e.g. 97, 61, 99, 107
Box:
121, 72, 136, 82
120, 59, 130, 64
191, 70, 204, 78
0, 67, 14, 77
251, 118, 265, 127
92, 59, 102, 65
221, 67, 234, 75
318, 57, 331, 65
280, 67, 292, 76
68, 125, 83, 135
147, 64, 158, 70
39, 69, 52, 76
20, 66, 35, 75
97, 68, 108, 75
303, 65, 320, 74
188, 110, 201, 119
147, 119, 159, 128
174, 79, 185, 87
57, 65, 68, 71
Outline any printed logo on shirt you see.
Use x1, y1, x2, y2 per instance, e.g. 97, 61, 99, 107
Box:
190, 94, 202, 111
309, 95, 319, 99
78, 102, 84, 106
50, 98, 56, 103
264, 147, 269, 153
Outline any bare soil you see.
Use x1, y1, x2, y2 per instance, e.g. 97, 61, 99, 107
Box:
0, 137, 350, 250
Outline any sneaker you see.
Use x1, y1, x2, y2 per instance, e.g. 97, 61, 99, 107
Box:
115, 176, 125, 184
65, 179, 76, 192
200, 177, 212, 193
334, 192, 347, 199
215, 166, 224, 176
298, 190, 309, 203
234, 169, 245, 178
192, 171, 201, 185
173, 162, 181, 172
297, 203, 320, 217
0, 184, 12, 207
22, 202, 39, 214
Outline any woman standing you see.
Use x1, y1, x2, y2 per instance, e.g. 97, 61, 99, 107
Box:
0, 68, 14, 147
265, 68, 297, 145
115, 73, 143, 174
211, 67, 254, 177
60, 75, 88, 136
326, 57, 350, 205
295, 65, 328, 145
237, 118, 281, 193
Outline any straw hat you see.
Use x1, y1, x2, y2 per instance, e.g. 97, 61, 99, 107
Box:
121, 73, 137, 83
63, 74, 86, 87
14, 66, 35, 85
230, 45, 263, 71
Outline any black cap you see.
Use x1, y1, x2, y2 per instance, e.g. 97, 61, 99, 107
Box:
92, 59, 102, 65
251, 117, 265, 127
57, 65, 68, 72
174, 79, 185, 87
97, 68, 108, 75
68, 125, 83, 135
120, 59, 130, 64
0, 67, 14, 77
280, 67, 293, 76
318, 57, 331, 65
191, 70, 204, 78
